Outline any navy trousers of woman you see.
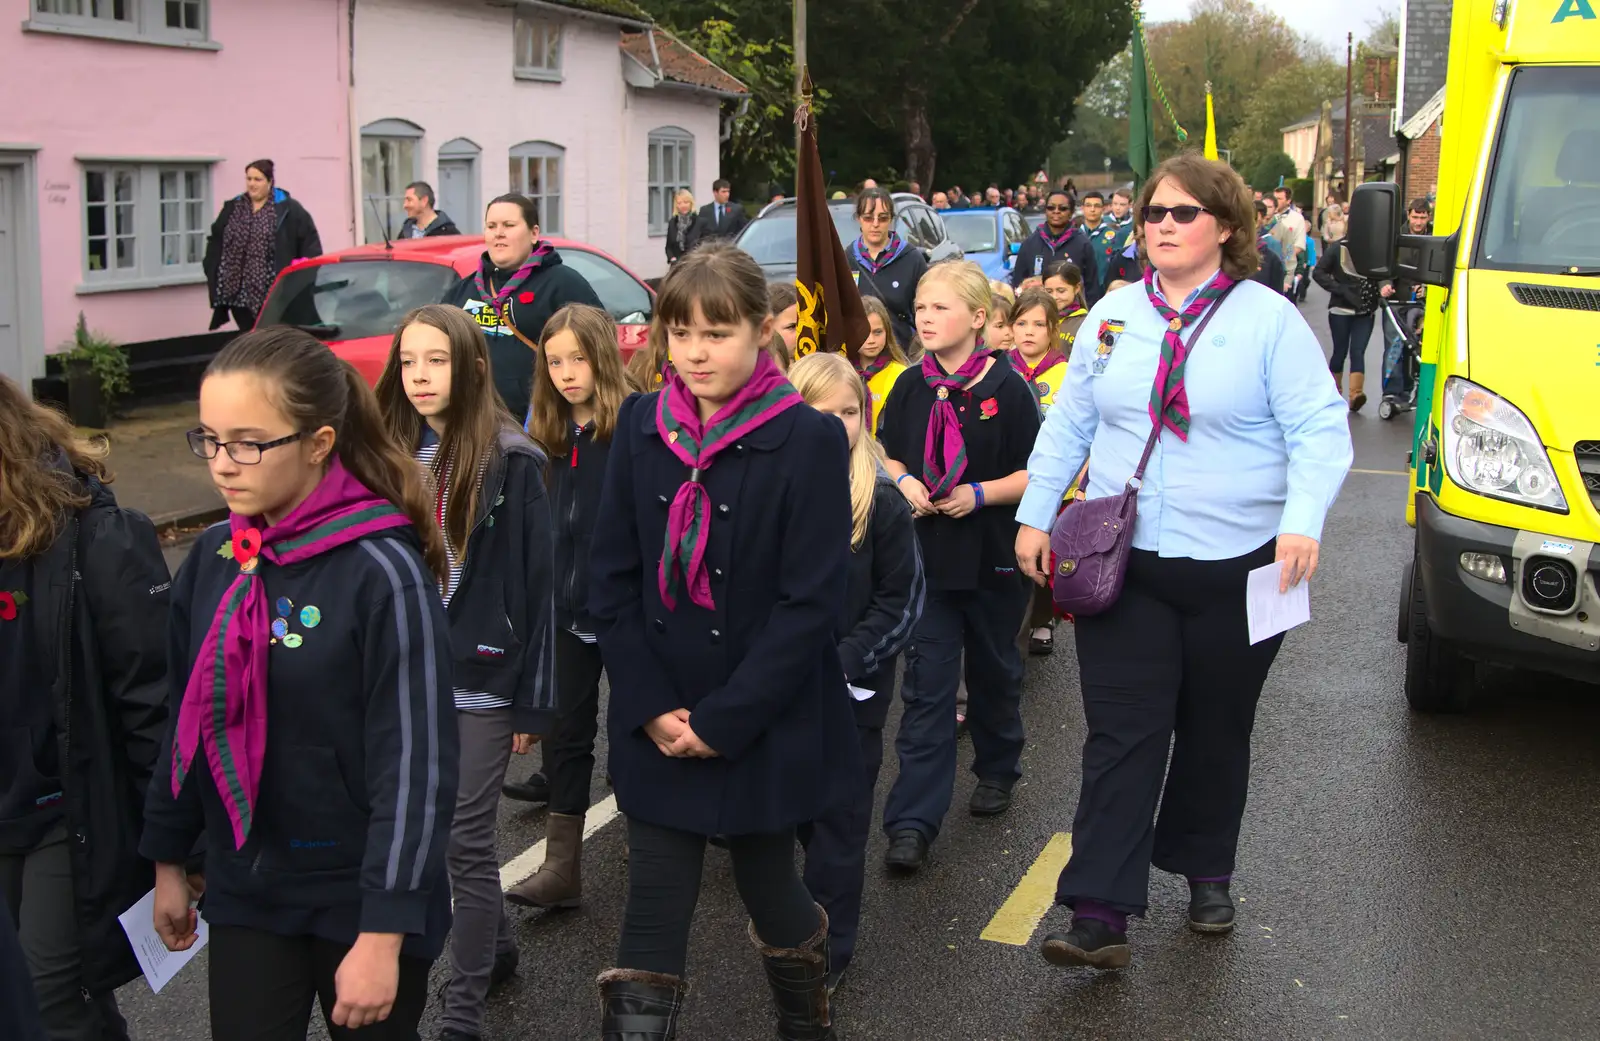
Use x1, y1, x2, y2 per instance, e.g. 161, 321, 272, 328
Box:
1057, 542, 1284, 915
799, 712, 886, 976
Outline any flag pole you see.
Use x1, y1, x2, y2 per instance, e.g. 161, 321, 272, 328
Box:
793, 0, 807, 161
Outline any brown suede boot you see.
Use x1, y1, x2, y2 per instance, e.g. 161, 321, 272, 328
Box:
750, 906, 834, 1041
505, 812, 582, 908
1349, 371, 1367, 412
597, 968, 687, 1040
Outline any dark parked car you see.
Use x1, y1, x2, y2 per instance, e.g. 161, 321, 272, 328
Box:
734, 192, 962, 283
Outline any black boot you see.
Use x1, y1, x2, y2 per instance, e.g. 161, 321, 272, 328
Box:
750, 907, 835, 1041
1187, 882, 1236, 934
597, 969, 687, 1040
502, 770, 550, 804
1040, 917, 1131, 970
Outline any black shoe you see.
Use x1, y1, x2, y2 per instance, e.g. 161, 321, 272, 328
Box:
1040, 918, 1131, 970
884, 830, 928, 874
501, 770, 549, 804
1187, 882, 1236, 934
968, 781, 1014, 817
824, 963, 847, 997
490, 947, 519, 989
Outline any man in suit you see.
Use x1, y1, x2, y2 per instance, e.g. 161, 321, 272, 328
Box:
697, 179, 748, 242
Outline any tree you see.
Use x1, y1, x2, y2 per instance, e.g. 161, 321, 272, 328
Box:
1246, 151, 1299, 189
1229, 58, 1346, 174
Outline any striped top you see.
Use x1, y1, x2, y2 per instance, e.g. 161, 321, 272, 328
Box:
416, 434, 511, 711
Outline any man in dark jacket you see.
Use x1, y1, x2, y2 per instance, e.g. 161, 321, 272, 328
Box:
397, 181, 460, 239
696, 179, 748, 243
1011, 189, 1100, 303
1, 467, 170, 1039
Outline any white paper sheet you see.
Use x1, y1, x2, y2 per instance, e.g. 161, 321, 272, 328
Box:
847, 684, 876, 702
1245, 562, 1311, 645
116, 887, 208, 994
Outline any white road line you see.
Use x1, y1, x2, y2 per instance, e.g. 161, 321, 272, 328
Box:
499, 794, 621, 889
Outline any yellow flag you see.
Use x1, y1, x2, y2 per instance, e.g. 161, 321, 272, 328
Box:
1203, 85, 1219, 161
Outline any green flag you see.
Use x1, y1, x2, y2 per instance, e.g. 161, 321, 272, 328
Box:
1128, 27, 1158, 186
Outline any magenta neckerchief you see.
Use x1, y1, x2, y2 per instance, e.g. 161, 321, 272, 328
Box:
921, 345, 993, 500
1008, 346, 1066, 383
854, 233, 908, 274
655, 352, 803, 611
1143, 265, 1237, 440
473, 241, 555, 317
1038, 224, 1074, 252
170, 459, 411, 848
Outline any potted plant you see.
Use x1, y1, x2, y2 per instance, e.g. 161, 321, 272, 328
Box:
61, 312, 129, 428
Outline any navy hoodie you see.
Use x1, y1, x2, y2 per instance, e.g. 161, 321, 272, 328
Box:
141, 522, 458, 959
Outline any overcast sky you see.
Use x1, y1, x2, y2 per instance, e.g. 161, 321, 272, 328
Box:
1137, 0, 1398, 55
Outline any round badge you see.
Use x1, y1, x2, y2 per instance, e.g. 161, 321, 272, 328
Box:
240, 557, 258, 575
276, 597, 293, 618
1168, 317, 1183, 332
1034, 382, 1047, 399
891, 281, 900, 289
300, 605, 322, 629
282, 634, 304, 649
271, 618, 289, 640
668, 430, 679, 443
936, 387, 949, 400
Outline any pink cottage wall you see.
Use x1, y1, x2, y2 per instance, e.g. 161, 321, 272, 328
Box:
0, 0, 352, 362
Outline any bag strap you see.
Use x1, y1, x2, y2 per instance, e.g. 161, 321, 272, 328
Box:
1129, 280, 1239, 484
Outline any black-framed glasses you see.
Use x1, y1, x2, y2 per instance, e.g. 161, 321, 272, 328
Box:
1141, 204, 1212, 225
187, 428, 305, 465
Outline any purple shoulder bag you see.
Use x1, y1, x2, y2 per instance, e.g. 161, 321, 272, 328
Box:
1049, 284, 1237, 616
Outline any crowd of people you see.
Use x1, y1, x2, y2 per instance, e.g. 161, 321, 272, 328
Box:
3, 152, 1361, 1041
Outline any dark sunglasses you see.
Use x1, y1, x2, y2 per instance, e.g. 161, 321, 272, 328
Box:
1141, 204, 1212, 225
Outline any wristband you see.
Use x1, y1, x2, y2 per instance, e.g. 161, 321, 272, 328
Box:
970, 482, 985, 508
897, 473, 915, 486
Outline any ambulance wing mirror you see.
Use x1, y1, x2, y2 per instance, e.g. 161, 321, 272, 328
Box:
1346, 182, 1400, 280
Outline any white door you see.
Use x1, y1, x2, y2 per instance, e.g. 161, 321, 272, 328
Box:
0, 166, 22, 386
438, 159, 477, 233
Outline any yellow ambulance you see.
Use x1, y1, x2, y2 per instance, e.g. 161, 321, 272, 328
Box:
1347, 0, 1600, 711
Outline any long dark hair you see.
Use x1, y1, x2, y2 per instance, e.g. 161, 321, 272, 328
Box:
375, 304, 512, 563
528, 303, 631, 458
206, 328, 447, 582
0, 374, 110, 559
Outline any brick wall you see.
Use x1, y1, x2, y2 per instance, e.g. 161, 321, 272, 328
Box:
1405, 118, 1442, 201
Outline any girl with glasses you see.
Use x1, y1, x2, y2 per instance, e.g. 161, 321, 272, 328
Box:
847, 187, 928, 350
148, 329, 458, 1041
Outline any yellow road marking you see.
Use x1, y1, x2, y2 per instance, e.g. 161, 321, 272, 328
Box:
980, 832, 1073, 946
1350, 468, 1409, 476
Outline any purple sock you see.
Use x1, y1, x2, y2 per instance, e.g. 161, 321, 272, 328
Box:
1189, 875, 1232, 886
1072, 900, 1128, 934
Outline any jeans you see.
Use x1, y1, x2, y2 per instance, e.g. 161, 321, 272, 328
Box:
0, 825, 128, 1041
1057, 543, 1284, 916
883, 584, 1029, 842
442, 708, 518, 1037
617, 819, 819, 977
1328, 312, 1375, 376
547, 630, 604, 815
208, 925, 432, 1041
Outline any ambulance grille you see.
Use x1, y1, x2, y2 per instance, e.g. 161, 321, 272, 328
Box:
1509, 284, 1600, 312
1575, 442, 1600, 508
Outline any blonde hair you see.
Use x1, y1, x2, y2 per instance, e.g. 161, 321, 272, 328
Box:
787, 352, 884, 550
673, 188, 695, 211
988, 280, 1016, 304
859, 295, 909, 365
989, 294, 1014, 326
917, 259, 991, 331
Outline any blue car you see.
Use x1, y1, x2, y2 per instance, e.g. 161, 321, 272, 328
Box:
938, 206, 1030, 282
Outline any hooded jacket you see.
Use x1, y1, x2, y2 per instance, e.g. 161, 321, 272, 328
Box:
8, 470, 170, 994
1010, 223, 1101, 304
397, 211, 461, 239
838, 476, 924, 729
203, 186, 322, 322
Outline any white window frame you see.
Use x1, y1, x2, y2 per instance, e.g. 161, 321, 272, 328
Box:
647, 128, 694, 237
513, 9, 563, 82
26, 0, 215, 50
509, 141, 564, 236
78, 159, 212, 293
360, 119, 424, 245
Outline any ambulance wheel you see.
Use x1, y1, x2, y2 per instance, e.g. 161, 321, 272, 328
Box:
1403, 554, 1474, 713
1378, 398, 1396, 420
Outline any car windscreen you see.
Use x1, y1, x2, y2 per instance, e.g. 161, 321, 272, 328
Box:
258, 260, 462, 341
737, 205, 859, 265
942, 212, 999, 253
1475, 66, 1600, 273
1023, 213, 1047, 234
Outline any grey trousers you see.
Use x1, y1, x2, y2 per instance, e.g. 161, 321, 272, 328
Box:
0, 825, 128, 1041
442, 708, 519, 1036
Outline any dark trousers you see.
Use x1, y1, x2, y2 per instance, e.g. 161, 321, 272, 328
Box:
230, 307, 256, 331
208, 925, 433, 1041
617, 819, 820, 977
1328, 312, 1375, 376
799, 719, 886, 974
1026, 582, 1055, 632
0, 901, 44, 1041
0, 825, 128, 1041
548, 629, 604, 814
884, 583, 1029, 842
1057, 543, 1283, 915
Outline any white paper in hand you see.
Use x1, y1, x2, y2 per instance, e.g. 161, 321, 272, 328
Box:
847, 684, 876, 702
117, 887, 208, 994
1245, 562, 1311, 645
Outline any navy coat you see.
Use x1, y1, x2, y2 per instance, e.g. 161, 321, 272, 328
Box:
589, 391, 860, 837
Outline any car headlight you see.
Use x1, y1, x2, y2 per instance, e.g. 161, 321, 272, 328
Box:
1442, 377, 1567, 512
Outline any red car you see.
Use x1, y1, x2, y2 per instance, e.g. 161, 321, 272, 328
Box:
256, 235, 654, 385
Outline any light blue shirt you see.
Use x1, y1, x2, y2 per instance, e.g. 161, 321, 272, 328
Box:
1016, 274, 1353, 559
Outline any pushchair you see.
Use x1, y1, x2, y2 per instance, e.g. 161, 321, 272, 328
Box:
1377, 298, 1424, 421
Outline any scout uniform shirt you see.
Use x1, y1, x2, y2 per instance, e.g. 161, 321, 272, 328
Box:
865, 360, 908, 435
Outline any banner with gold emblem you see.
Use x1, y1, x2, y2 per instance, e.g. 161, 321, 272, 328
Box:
793, 71, 868, 366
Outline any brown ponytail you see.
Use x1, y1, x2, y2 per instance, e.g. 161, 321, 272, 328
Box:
206, 328, 448, 583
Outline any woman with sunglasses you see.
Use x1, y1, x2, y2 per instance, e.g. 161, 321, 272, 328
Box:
1014, 154, 1352, 970
1010, 189, 1100, 305
846, 187, 928, 350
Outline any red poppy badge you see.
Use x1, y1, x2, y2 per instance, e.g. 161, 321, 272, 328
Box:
979, 397, 999, 420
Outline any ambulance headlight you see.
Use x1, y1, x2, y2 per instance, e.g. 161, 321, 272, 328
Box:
1443, 377, 1567, 512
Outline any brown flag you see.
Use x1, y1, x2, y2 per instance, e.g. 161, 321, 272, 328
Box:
792, 77, 869, 366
